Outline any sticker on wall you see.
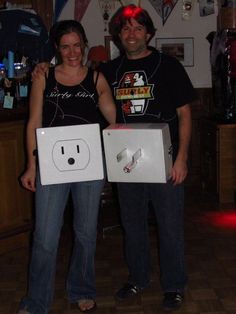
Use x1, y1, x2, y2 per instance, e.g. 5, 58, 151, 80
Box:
182, 0, 194, 20
199, 0, 214, 17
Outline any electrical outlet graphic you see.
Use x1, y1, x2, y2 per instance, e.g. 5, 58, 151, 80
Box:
52, 139, 90, 171
36, 124, 104, 185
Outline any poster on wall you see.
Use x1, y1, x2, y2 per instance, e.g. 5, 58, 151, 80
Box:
54, 0, 68, 21
105, 36, 120, 59
149, 0, 179, 25
118, 0, 141, 4
74, 0, 91, 21
156, 37, 194, 67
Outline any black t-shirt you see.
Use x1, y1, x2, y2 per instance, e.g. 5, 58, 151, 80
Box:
100, 50, 197, 157
43, 67, 101, 127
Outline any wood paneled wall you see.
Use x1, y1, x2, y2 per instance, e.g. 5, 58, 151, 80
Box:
0, 0, 32, 8
187, 88, 213, 187
31, 0, 53, 31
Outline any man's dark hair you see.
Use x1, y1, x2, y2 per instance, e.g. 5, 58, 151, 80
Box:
109, 5, 156, 50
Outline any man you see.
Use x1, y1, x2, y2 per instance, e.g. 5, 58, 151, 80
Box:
99, 4, 197, 311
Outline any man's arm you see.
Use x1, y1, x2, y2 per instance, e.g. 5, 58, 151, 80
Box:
170, 104, 192, 185
31, 62, 50, 80
96, 71, 116, 124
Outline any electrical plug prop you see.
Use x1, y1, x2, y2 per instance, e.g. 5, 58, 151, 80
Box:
103, 123, 173, 183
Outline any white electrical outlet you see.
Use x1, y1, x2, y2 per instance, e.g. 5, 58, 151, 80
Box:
36, 124, 104, 185
52, 139, 90, 171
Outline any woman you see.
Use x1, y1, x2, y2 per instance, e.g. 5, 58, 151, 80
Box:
18, 20, 116, 314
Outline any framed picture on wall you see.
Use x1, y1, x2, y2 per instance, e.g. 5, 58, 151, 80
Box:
105, 36, 120, 60
155, 37, 194, 67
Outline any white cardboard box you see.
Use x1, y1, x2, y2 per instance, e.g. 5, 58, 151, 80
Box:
36, 124, 104, 185
103, 123, 172, 183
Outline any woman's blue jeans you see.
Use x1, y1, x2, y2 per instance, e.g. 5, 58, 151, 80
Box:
117, 180, 187, 293
20, 174, 104, 314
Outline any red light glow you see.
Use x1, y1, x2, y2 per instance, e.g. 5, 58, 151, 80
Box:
123, 7, 143, 18
203, 211, 236, 229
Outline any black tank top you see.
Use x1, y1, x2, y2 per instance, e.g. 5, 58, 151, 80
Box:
42, 67, 101, 127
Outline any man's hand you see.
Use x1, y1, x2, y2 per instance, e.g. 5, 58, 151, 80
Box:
170, 158, 188, 185
32, 62, 50, 81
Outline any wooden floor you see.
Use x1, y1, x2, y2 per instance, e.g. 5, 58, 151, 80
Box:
1, 184, 236, 314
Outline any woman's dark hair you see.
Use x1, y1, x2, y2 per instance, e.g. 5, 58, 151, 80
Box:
49, 20, 88, 64
109, 5, 156, 50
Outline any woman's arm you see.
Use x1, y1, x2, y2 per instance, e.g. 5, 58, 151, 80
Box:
95, 71, 116, 124
21, 75, 45, 191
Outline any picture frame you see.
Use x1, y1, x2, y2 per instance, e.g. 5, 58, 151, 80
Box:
155, 37, 194, 67
105, 36, 120, 60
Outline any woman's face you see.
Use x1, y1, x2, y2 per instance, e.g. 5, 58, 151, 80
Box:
58, 31, 84, 67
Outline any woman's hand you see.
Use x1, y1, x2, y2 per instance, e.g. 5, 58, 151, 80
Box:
21, 167, 37, 192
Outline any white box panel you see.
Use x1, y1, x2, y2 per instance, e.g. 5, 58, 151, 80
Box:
103, 123, 172, 183
36, 124, 104, 185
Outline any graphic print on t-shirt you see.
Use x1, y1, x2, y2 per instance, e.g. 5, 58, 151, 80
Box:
114, 71, 154, 116
44, 83, 97, 126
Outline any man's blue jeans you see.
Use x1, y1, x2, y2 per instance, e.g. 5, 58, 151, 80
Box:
20, 174, 104, 314
117, 180, 187, 293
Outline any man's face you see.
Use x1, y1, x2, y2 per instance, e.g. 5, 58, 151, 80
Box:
119, 18, 151, 59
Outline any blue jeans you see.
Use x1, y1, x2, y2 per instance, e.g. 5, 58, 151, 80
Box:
117, 181, 187, 293
20, 174, 104, 314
